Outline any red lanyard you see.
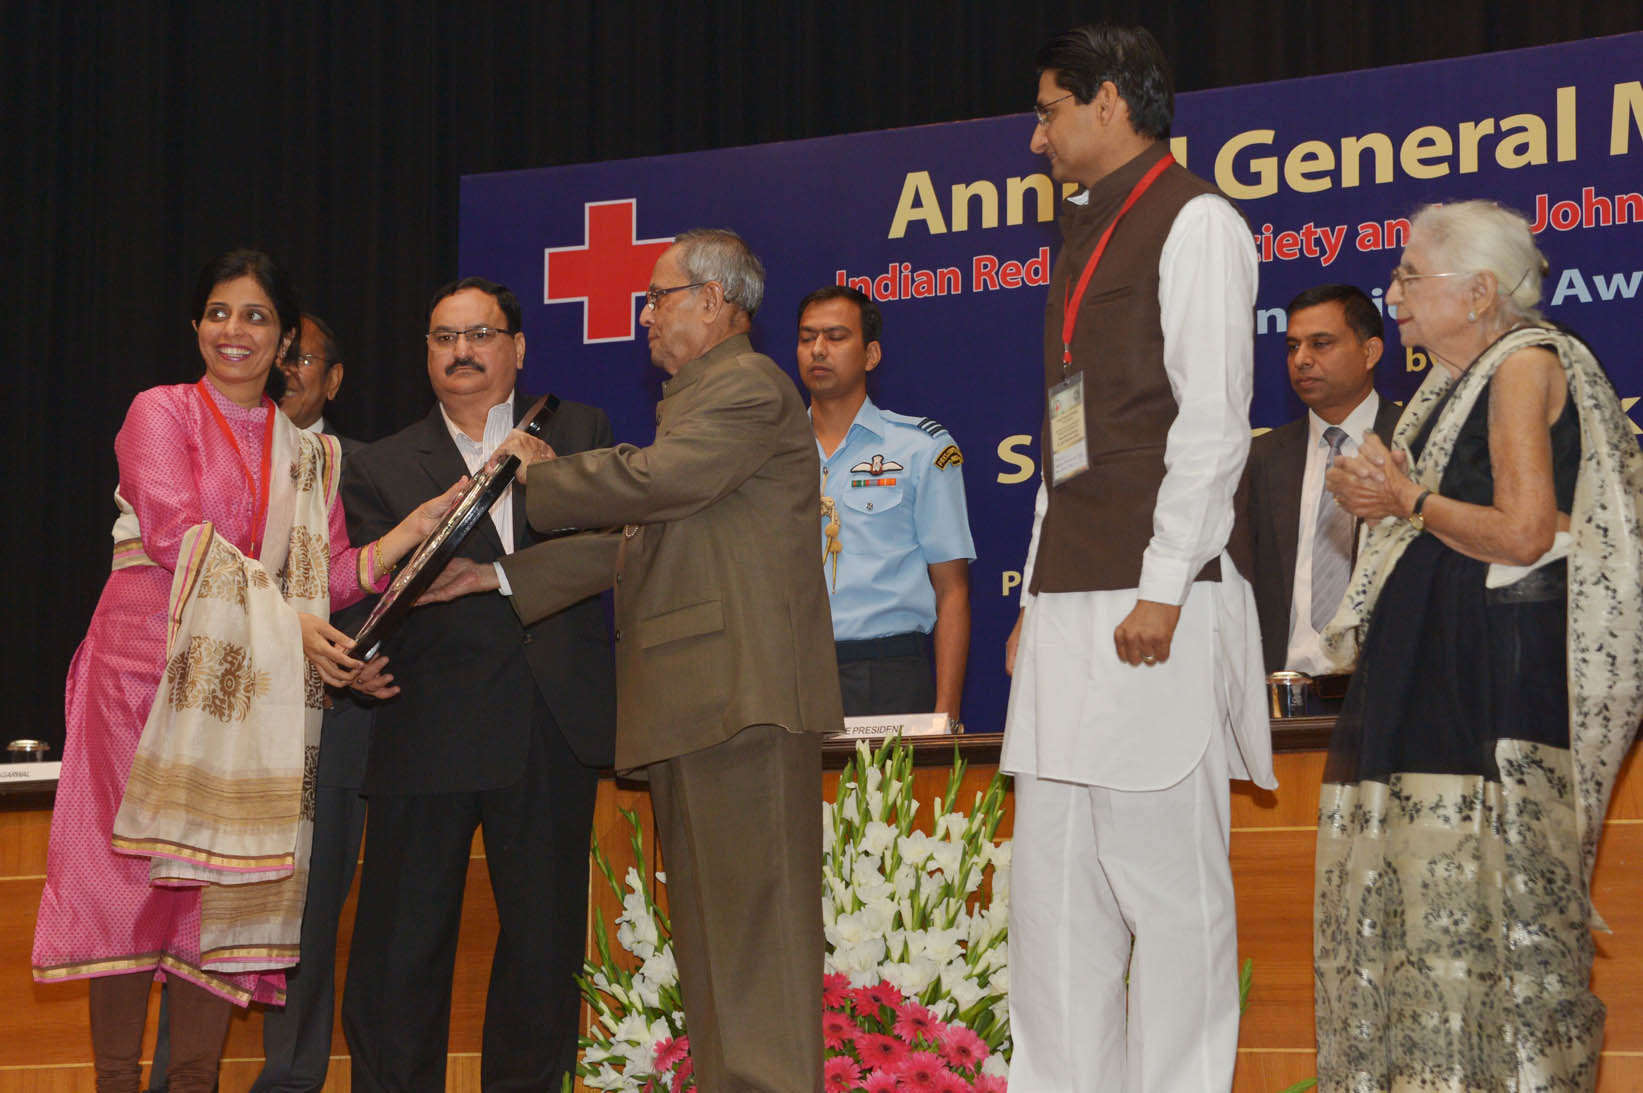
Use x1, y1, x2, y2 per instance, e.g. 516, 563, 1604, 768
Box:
1061, 153, 1174, 369
195, 379, 275, 559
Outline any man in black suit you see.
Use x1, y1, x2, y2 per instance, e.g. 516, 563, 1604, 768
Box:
1238, 284, 1401, 676
257, 314, 373, 1093
338, 278, 616, 1093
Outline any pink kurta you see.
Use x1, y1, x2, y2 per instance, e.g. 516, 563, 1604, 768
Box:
34, 382, 376, 1005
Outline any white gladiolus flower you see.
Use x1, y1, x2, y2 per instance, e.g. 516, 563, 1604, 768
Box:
857, 897, 896, 936
899, 829, 935, 865
940, 963, 987, 1010
639, 945, 678, 987
928, 838, 962, 876
859, 819, 897, 855
851, 869, 896, 907
917, 926, 964, 964
879, 954, 942, 996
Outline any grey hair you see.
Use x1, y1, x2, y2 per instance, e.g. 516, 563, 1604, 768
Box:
1410, 200, 1551, 323
673, 228, 766, 318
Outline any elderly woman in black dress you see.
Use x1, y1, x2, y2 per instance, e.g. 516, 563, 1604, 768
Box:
1312, 199, 1643, 1090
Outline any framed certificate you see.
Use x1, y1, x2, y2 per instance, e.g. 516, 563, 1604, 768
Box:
348, 394, 560, 659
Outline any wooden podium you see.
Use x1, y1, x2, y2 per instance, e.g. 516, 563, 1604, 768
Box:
3, 725, 1639, 1091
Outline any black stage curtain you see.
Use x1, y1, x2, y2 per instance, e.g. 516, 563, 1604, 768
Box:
7, 1, 1639, 752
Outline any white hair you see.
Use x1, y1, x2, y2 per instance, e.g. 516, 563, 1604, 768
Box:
1410, 200, 1550, 323
673, 228, 766, 318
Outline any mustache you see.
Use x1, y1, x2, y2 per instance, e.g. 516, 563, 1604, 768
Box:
445, 357, 484, 376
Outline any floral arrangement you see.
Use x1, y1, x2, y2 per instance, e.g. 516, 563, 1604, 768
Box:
570, 738, 1013, 1091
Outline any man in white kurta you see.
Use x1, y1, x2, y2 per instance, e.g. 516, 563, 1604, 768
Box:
1002, 24, 1276, 1092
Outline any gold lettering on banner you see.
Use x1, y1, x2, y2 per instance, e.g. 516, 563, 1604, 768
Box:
996, 435, 1035, 484
1613, 81, 1643, 155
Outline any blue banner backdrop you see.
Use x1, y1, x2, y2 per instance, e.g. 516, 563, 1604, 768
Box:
461, 33, 1643, 734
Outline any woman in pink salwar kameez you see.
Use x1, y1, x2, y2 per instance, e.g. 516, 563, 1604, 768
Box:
33, 250, 456, 1093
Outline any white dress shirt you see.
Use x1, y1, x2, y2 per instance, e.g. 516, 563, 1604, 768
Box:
1284, 392, 1381, 675
439, 393, 517, 553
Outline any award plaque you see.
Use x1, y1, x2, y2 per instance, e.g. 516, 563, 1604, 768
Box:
348, 394, 560, 659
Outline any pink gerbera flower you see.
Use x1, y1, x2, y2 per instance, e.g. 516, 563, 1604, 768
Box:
855, 1031, 910, 1069
654, 1035, 691, 1070
939, 1024, 989, 1070
851, 984, 888, 1020
824, 1055, 864, 1092
935, 1071, 974, 1093
822, 1008, 856, 1049
863, 979, 904, 1010
823, 972, 852, 1009
863, 1070, 899, 1093
895, 1051, 948, 1090
670, 1056, 694, 1093
972, 1075, 1008, 1093
893, 1000, 943, 1046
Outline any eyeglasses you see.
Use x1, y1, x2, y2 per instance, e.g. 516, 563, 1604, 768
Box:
425, 325, 514, 350
1033, 92, 1075, 126
644, 282, 707, 311
1389, 267, 1471, 289
283, 353, 337, 370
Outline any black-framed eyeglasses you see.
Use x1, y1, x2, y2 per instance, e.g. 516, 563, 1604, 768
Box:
1033, 92, 1075, 125
425, 325, 514, 350
283, 353, 338, 370
644, 282, 706, 311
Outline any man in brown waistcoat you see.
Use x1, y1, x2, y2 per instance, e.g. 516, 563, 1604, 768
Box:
999, 25, 1276, 1091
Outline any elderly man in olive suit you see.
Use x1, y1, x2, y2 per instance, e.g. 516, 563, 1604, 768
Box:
431, 228, 841, 1093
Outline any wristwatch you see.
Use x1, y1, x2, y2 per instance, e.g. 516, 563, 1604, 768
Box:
1408, 489, 1433, 533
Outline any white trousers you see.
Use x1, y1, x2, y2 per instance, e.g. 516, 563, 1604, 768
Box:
1006, 729, 1239, 1092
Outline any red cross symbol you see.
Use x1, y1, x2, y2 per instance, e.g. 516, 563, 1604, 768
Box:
544, 200, 674, 343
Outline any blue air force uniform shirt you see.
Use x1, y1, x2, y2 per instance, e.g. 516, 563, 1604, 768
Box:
816, 397, 976, 641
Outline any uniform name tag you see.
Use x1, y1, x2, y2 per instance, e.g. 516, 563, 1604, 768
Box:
1048, 371, 1089, 484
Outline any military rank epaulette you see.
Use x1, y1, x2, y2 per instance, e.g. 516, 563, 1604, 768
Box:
916, 418, 950, 439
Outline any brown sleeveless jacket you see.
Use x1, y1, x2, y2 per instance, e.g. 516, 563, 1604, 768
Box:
1031, 142, 1233, 594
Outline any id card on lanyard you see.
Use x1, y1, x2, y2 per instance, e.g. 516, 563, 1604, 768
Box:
1049, 153, 1173, 486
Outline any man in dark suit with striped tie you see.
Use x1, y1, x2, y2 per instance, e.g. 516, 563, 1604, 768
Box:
1236, 284, 1402, 678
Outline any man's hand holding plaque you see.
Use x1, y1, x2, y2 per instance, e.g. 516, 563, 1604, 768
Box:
486, 427, 557, 482
419, 556, 501, 605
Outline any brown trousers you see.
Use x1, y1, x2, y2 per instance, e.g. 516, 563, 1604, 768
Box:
648, 724, 824, 1093
89, 972, 230, 1093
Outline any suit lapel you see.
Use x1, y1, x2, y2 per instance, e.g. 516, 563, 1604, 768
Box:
510, 393, 538, 549
1270, 419, 1308, 610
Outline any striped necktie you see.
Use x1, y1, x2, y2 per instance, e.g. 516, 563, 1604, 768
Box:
1311, 426, 1353, 632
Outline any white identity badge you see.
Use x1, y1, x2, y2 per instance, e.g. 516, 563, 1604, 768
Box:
1048, 371, 1089, 484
